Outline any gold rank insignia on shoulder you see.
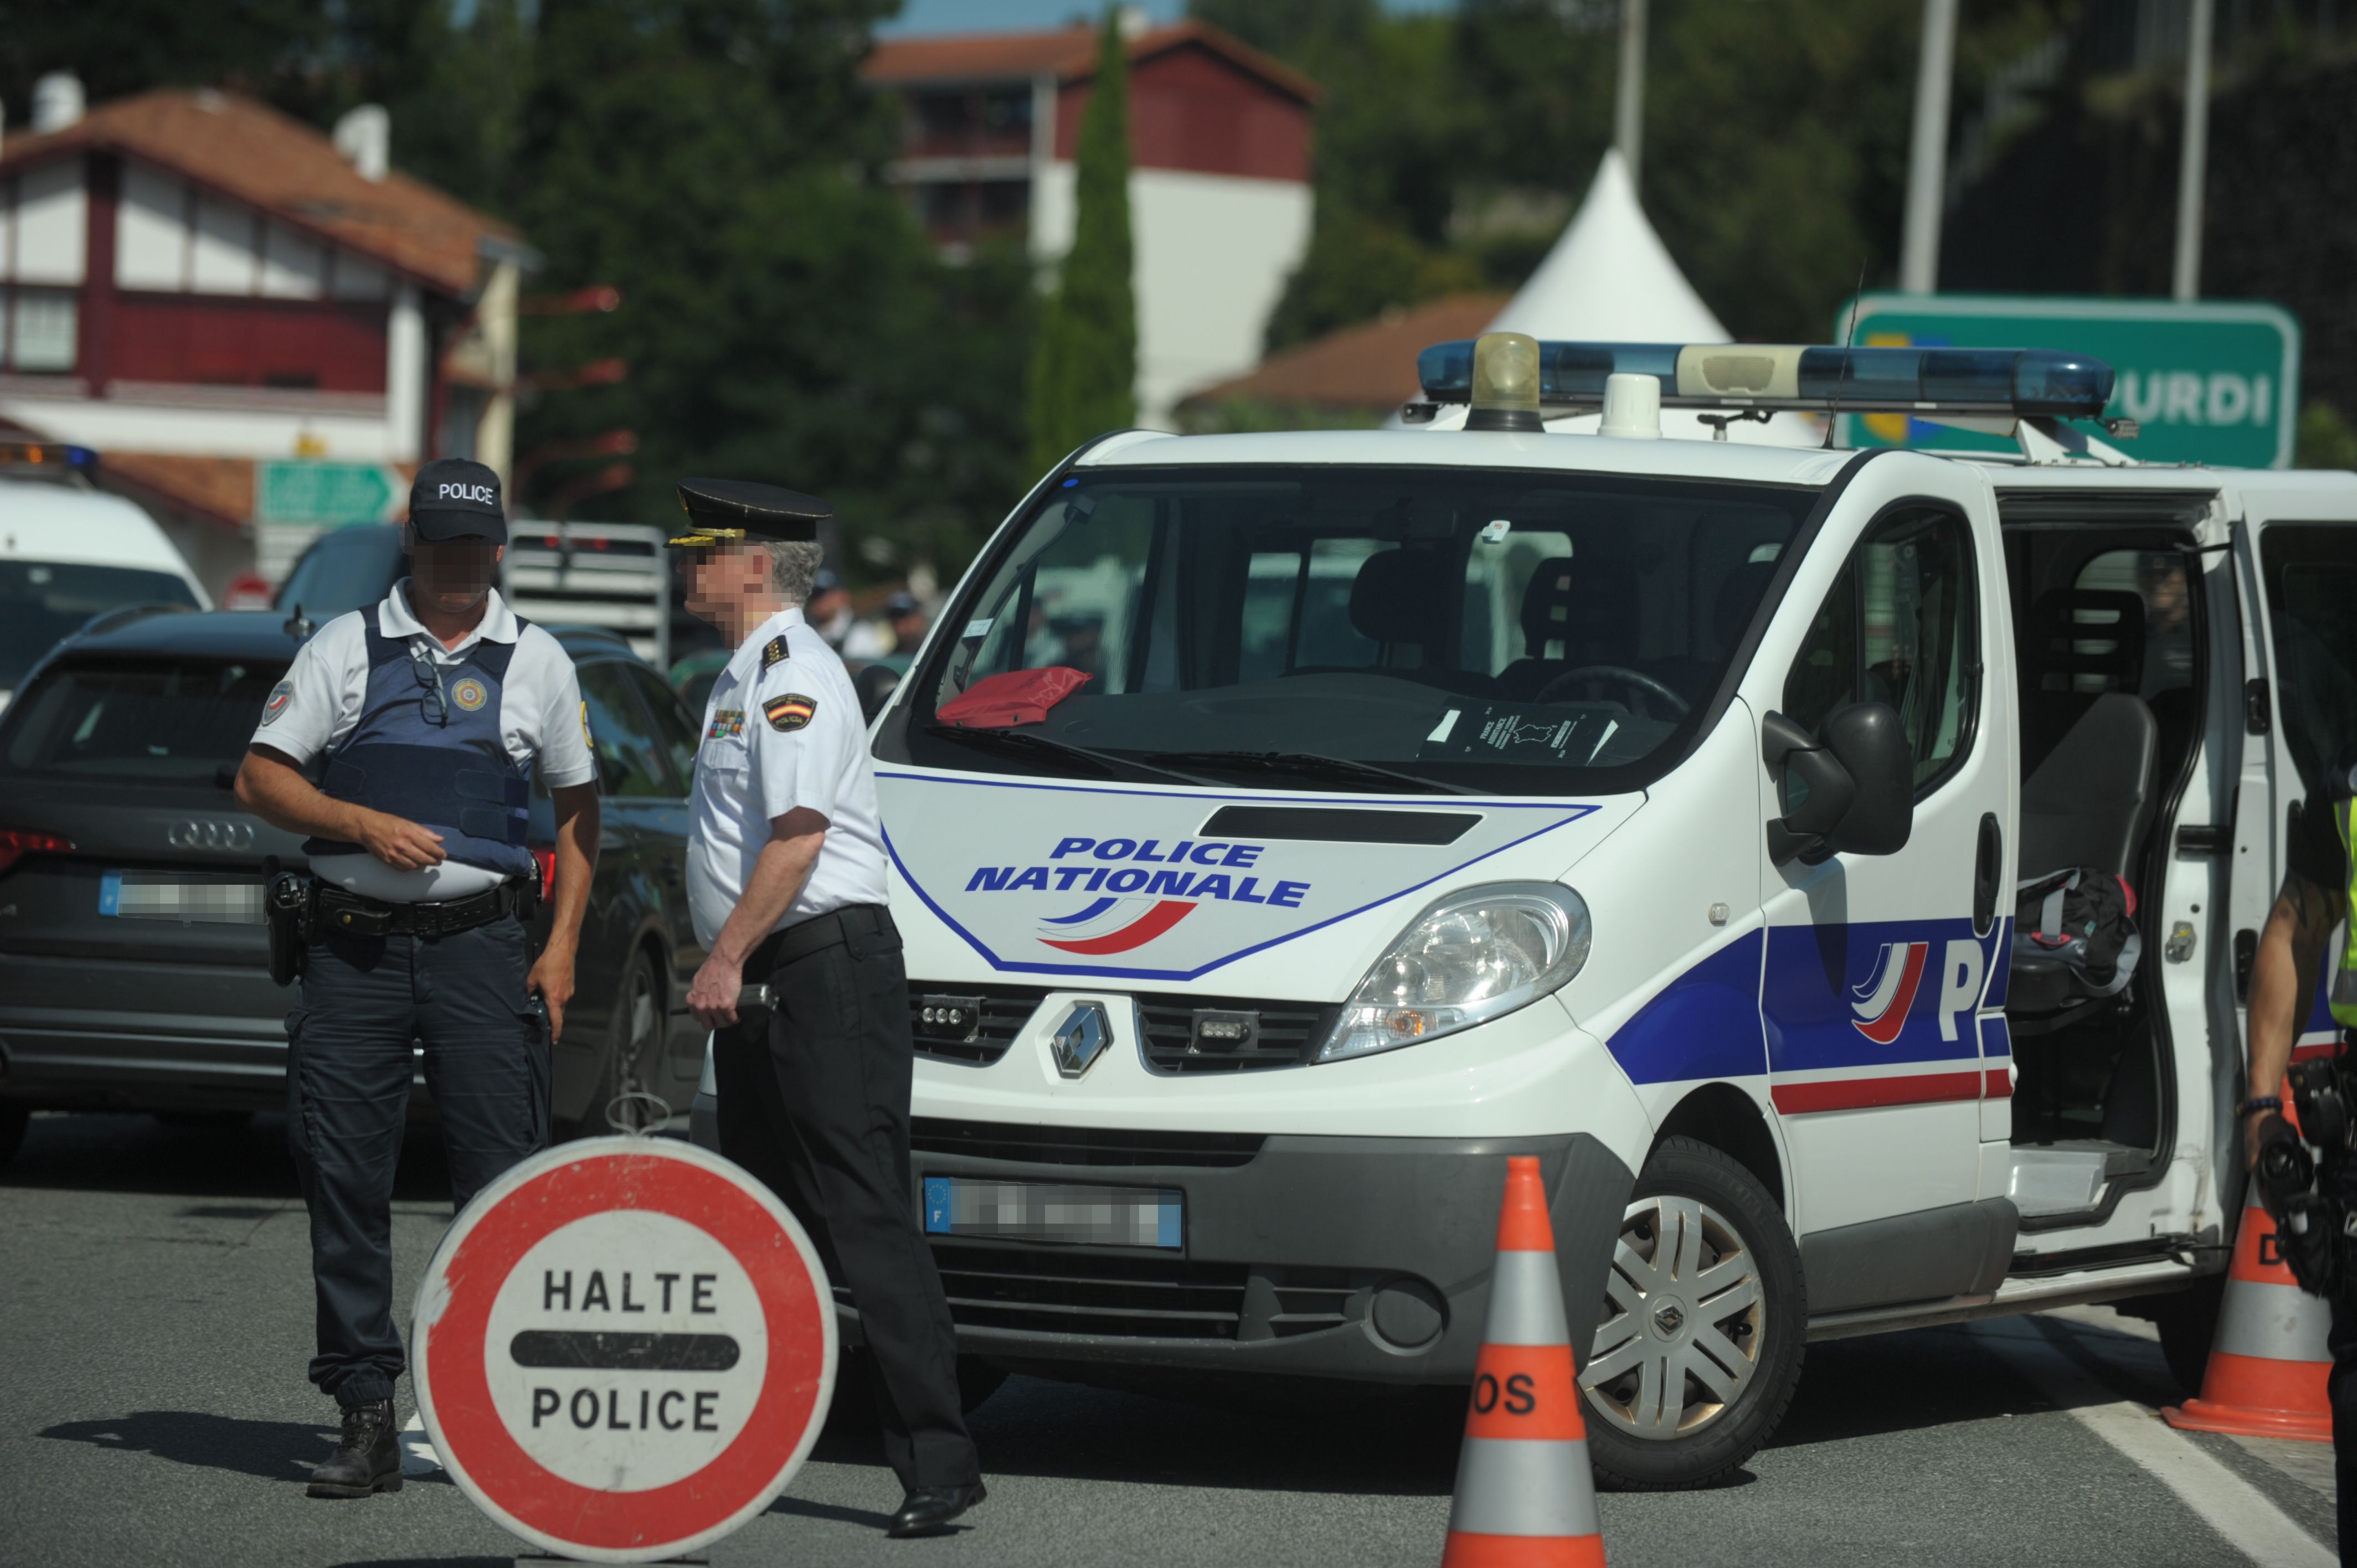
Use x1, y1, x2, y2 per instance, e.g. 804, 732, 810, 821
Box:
764, 693, 817, 732
759, 636, 789, 673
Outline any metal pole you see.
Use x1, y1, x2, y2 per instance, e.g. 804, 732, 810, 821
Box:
2173, 0, 2215, 301
1898, 0, 1958, 294
1614, 0, 1648, 188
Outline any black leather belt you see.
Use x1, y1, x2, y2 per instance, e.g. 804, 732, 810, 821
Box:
315, 880, 529, 939
748, 904, 897, 973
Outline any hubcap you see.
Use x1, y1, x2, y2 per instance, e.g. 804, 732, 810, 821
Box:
1581, 1194, 1765, 1441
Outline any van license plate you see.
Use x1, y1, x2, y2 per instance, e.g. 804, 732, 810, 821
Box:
922, 1177, 1182, 1250
99, 870, 264, 924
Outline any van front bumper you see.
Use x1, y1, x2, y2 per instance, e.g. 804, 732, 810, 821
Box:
861, 1127, 1635, 1386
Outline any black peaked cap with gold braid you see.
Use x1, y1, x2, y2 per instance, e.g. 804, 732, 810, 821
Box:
671, 477, 833, 546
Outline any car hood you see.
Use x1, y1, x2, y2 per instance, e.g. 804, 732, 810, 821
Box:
878, 768, 1640, 996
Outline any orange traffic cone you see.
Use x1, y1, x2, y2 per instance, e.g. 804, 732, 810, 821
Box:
1440, 1155, 1606, 1568
2162, 1193, 2332, 1442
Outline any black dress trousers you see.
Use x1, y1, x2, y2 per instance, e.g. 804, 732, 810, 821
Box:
712, 906, 979, 1492
286, 916, 549, 1406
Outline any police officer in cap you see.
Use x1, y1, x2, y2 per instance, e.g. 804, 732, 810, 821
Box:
236, 458, 601, 1498
672, 478, 984, 1538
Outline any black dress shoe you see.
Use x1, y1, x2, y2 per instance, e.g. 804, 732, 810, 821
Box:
307, 1397, 402, 1498
886, 1481, 986, 1537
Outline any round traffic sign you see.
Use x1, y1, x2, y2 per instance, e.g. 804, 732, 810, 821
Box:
413, 1138, 835, 1563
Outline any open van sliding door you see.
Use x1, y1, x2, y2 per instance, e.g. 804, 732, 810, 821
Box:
1740, 453, 2018, 1321
2231, 473, 2357, 1074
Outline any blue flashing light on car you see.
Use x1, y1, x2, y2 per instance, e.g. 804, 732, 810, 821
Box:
1414, 340, 2116, 420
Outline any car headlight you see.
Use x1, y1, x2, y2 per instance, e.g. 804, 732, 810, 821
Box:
1317, 882, 1591, 1064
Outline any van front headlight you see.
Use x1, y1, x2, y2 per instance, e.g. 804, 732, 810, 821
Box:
1317, 882, 1591, 1064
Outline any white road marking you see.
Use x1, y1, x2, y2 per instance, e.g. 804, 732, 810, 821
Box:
1974, 1319, 2334, 1568
399, 1412, 442, 1478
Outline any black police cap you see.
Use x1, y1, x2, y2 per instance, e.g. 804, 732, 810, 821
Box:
672, 477, 833, 546
409, 457, 506, 543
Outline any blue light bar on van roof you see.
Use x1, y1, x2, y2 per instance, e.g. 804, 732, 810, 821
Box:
1413, 342, 2116, 419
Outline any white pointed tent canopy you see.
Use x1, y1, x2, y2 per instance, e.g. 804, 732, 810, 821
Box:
1405, 150, 1820, 445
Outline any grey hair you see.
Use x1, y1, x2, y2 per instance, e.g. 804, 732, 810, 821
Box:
762, 540, 825, 606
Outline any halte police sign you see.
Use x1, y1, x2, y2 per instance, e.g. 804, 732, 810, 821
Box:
413, 1139, 835, 1563
1834, 294, 2302, 468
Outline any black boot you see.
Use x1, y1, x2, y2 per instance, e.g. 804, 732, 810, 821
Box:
307, 1398, 401, 1499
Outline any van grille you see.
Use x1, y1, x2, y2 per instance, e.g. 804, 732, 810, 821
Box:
910, 1118, 1265, 1168
907, 985, 1048, 1065
931, 1245, 1249, 1338
1135, 994, 1340, 1073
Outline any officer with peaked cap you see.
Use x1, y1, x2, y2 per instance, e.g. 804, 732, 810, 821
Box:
235, 457, 603, 1498
672, 477, 984, 1538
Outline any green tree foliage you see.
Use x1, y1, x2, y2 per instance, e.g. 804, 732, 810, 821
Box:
1027, 11, 1137, 471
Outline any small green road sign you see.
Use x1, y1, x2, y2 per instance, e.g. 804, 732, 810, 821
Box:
255, 461, 401, 525
1834, 295, 2302, 468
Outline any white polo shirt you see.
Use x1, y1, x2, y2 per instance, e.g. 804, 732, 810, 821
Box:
252, 581, 597, 902
687, 605, 889, 947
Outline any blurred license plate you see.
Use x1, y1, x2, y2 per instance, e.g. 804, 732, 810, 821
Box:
99, 870, 264, 925
923, 1177, 1181, 1250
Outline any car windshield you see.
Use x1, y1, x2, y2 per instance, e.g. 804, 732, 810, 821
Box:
275, 525, 404, 621
0, 562, 201, 690
899, 465, 1819, 795
3, 658, 287, 785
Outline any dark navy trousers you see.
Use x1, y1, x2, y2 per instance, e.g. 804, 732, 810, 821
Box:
285, 916, 548, 1405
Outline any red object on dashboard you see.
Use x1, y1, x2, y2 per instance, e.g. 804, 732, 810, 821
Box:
935, 667, 1092, 729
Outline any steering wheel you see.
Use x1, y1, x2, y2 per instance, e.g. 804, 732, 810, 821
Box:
1532, 664, 1692, 717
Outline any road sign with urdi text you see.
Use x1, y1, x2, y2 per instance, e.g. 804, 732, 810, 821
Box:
1834, 295, 2301, 468
412, 1138, 835, 1564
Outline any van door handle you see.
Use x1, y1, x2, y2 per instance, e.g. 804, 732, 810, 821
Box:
1973, 812, 2002, 935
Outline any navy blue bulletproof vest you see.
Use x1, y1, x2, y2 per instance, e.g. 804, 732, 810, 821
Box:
302, 625, 537, 879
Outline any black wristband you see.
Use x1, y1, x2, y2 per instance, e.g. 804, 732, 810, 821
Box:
2238, 1095, 2284, 1117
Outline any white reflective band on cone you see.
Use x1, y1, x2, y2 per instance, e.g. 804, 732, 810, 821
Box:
1445, 1437, 1601, 1536
2215, 1277, 2334, 1363
1483, 1252, 1572, 1345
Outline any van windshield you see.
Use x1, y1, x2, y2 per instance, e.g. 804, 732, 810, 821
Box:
900, 466, 1819, 796
0, 562, 201, 690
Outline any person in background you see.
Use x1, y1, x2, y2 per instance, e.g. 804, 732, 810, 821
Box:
668, 478, 985, 1539
806, 568, 853, 651
843, 589, 928, 662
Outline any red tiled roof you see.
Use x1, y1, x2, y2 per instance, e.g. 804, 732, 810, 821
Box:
866, 20, 1319, 104
1179, 295, 1511, 412
0, 90, 519, 298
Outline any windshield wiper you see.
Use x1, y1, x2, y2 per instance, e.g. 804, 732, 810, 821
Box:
925, 725, 1214, 787
1141, 749, 1478, 796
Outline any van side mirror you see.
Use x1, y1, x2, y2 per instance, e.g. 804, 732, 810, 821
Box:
1762, 703, 1914, 865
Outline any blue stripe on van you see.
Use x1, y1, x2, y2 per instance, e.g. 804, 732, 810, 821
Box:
1605, 930, 1768, 1085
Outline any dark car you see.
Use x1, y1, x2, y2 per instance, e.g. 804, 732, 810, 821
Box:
0, 607, 715, 1166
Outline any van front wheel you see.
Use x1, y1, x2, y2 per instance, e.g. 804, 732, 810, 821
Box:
1579, 1136, 1805, 1490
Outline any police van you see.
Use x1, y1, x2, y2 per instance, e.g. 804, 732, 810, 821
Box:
770, 337, 2357, 1487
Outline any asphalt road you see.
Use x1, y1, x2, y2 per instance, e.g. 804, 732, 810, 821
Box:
1, 1111, 2340, 1568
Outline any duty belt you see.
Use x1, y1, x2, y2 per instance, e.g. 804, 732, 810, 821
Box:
748, 904, 897, 973
315, 879, 533, 939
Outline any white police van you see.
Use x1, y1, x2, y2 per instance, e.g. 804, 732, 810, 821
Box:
735, 336, 2357, 1487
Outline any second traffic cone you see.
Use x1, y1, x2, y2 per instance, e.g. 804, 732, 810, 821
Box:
2162, 1193, 2332, 1442
1441, 1155, 1605, 1568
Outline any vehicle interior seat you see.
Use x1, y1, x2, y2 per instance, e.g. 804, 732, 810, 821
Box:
1498, 555, 1642, 700
2009, 589, 2156, 1018
1654, 559, 1777, 704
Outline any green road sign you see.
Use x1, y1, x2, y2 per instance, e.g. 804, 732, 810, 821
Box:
255, 461, 400, 525
1834, 295, 2301, 468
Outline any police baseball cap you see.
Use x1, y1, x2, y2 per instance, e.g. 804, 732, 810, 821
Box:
408, 458, 507, 544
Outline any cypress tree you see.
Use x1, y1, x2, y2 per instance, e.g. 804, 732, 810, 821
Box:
1028, 9, 1137, 472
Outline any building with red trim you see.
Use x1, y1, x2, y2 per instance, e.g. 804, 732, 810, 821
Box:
866, 19, 1317, 425
0, 80, 527, 591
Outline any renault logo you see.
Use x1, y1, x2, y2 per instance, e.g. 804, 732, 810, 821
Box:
1049, 1000, 1113, 1079
168, 819, 254, 852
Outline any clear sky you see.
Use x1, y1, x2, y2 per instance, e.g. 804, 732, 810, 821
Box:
879, 0, 1453, 38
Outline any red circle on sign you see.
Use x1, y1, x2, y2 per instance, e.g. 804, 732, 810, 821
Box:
415, 1142, 832, 1560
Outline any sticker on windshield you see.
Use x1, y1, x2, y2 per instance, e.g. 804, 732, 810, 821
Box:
1418, 704, 1624, 767
261, 679, 294, 724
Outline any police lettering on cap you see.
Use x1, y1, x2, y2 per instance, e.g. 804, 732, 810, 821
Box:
410, 458, 508, 545
672, 477, 833, 548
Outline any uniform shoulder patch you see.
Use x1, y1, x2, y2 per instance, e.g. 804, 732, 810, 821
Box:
261, 678, 295, 724
764, 693, 817, 733
759, 636, 790, 674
